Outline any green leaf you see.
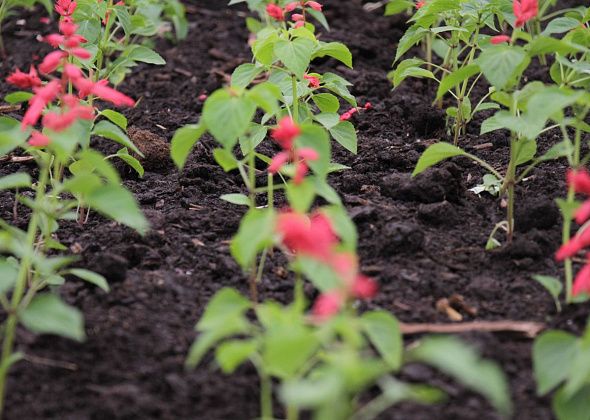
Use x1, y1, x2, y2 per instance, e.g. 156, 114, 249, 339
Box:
171, 124, 206, 169
395, 25, 428, 62
20, 294, 85, 342
220, 193, 251, 206
4, 91, 33, 104
263, 326, 319, 379
514, 138, 537, 166
312, 93, 340, 113
0, 173, 31, 191
543, 17, 581, 36
127, 46, 166, 65
116, 148, 144, 177
390, 59, 435, 88
286, 178, 316, 213
436, 64, 480, 100
409, 336, 512, 416
312, 42, 353, 68
478, 45, 530, 90
329, 121, 357, 154
100, 109, 128, 130
92, 121, 142, 156
197, 288, 251, 331
274, 38, 315, 78
215, 339, 258, 373
296, 125, 331, 179
412, 142, 466, 176
385, 0, 413, 15
84, 185, 149, 234
230, 209, 275, 269
533, 330, 577, 395
532, 275, 562, 311
213, 148, 238, 172
231, 63, 264, 89
66, 268, 110, 292
0, 259, 18, 294
553, 385, 590, 420
203, 90, 257, 148
361, 311, 402, 370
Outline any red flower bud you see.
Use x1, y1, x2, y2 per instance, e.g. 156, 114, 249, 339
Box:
491, 35, 511, 44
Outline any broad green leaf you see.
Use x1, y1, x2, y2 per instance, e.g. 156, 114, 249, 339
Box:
116, 148, 144, 177
274, 38, 315, 78
84, 185, 149, 234
412, 142, 466, 176
478, 45, 529, 90
216, 339, 258, 373
171, 124, 206, 169
203, 90, 257, 148
67, 268, 110, 292
127, 46, 166, 64
0, 173, 31, 191
361, 311, 402, 370
312, 93, 340, 113
532, 275, 562, 310
4, 91, 33, 104
296, 125, 331, 179
553, 385, 590, 420
263, 326, 319, 379
385, 0, 413, 15
533, 330, 577, 395
543, 17, 581, 36
312, 42, 353, 68
100, 110, 128, 130
329, 121, 357, 154
0, 259, 18, 294
286, 178, 316, 213
230, 209, 275, 269
213, 148, 239, 172
515, 138, 537, 166
395, 25, 428, 62
231, 63, 264, 89
92, 121, 142, 156
409, 336, 512, 416
197, 288, 251, 331
20, 294, 85, 342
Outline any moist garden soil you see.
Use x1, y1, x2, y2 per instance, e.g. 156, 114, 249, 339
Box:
0, 0, 587, 419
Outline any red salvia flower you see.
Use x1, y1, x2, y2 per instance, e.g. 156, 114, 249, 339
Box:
304, 74, 320, 88
568, 168, 590, 196
573, 256, 590, 297
266, 3, 284, 21
312, 291, 344, 322
416, 0, 426, 8
305, 1, 322, 11
55, 0, 77, 16
351, 275, 378, 299
491, 35, 511, 44
556, 227, 590, 261
28, 131, 51, 147
6, 66, 42, 89
513, 0, 538, 28
271, 117, 301, 149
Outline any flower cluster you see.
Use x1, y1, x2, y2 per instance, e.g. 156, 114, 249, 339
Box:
513, 0, 538, 28
340, 102, 372, 122
266, 1, 322, 27
268, 117, 319, 184
555, 169, 590, 296
275, 210, 378, 321
6, 0, 134, 145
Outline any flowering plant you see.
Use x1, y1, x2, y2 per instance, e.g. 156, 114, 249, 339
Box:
0, 1, 147, 413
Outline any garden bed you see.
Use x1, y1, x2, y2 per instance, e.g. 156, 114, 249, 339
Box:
0, 0, 586, 418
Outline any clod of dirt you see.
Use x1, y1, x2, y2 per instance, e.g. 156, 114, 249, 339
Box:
381, 165, 462, 204
86, 252, 129, 283
466, 275, 501, 300
497, 235, 544, 260
417, 200, 458, 226
381, 222, 424, 253
515, 197, 559, 232
128, 127, 171, 171
406, 103, 445, 136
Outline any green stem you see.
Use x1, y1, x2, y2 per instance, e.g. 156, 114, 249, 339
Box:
0, 0, 7, 58
0, 154, 50, 416
260, 372, 273, 420
247, 141, 258, 304
292, 75, 299, 123
505, 141, 517, 243
287, 405, 299, 420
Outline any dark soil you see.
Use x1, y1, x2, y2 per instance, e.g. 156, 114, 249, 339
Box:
0, 1, 587, 419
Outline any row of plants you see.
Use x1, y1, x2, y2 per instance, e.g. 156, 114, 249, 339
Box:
0, 0, 186, 415
386, 0, 590, 417
170, 1, 515, 419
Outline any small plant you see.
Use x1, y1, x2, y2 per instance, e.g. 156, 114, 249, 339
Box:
0, 2, 147, 414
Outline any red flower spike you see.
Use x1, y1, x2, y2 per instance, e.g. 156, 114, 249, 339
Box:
266, 3, 284, 21
292, 13, 304, 21
305, 1, 322, 11
55, 0, 77, 16
575, 201, 590, 225
39, 51, 67, 74
6, 67, 42, 88
352, 275, 378, 299
304, 74, 320, 88
556, 228, 590, 261
268, 151, 290, 174
513, 0, 538, 28
59, 19, 78, 37
284, 2, 299, 12
44, 34, 65, 48
312, 291, 344, 322
271, 117, 301, 150
70, 48, 92, 60
21, 80, 61, 129
28, 131, 51, 147
491, 35, 511, 44
294, 21, 305, 28
568, 169, 590, 196
573, 259, 590, 297
91, 83, 135, 107
416, 0, 426, 8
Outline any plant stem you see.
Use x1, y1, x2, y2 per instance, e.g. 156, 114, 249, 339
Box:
248, 140, 258, 304
292, 75, 299, 123
0, 154, 50, 416
287, 405, 299, 420
260, 372, 273, 420
505, 140, 517, 243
